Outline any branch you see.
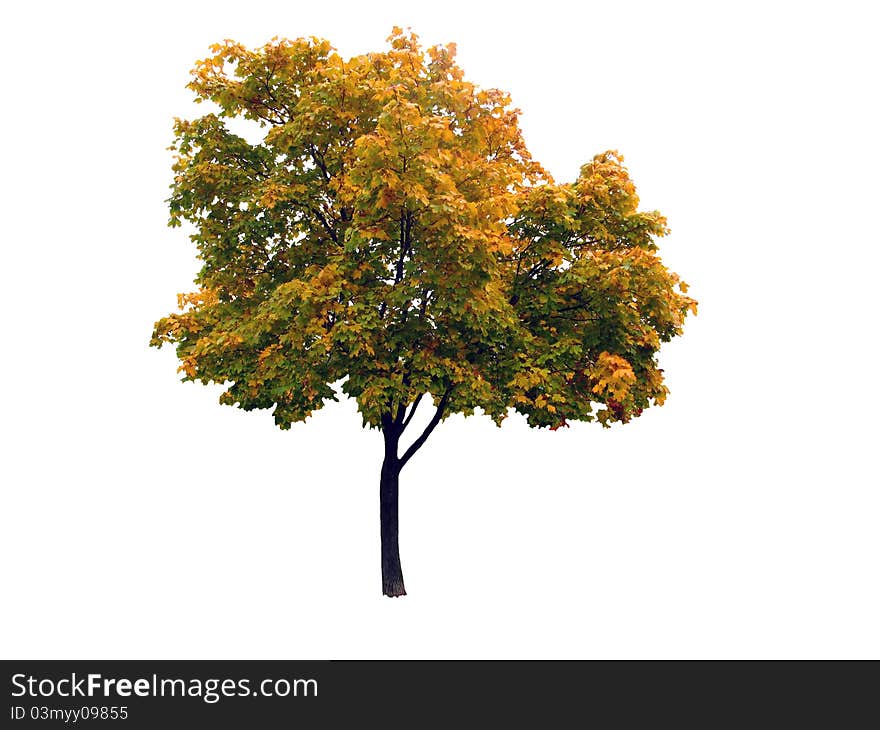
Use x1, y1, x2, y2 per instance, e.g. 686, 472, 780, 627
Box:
391, 372, 415, 427
401, 393, 424, 431
310, 206, 339, 244
243, 98, 287, 125
509, 259, 550, 304
555, 295, 590, 313
394, 400, 407, 426
522, 260, 548, 283
394, 207, 412, 285
227, 150, 269, 178
399, 388, 452, 468
308, 144, 332, 183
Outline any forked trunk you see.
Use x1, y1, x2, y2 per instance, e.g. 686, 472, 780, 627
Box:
377, 391, 450, 596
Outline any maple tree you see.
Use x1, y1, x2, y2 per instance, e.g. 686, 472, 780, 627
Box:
151, 29, 697, 597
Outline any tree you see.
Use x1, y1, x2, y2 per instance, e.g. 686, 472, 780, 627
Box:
151, 28, 697, 597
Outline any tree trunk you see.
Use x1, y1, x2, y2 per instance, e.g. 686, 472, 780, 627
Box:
380, 433, 406, 597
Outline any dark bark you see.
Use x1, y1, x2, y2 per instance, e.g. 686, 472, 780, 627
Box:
378, 389, 452, 597
399, 389, 451, 468
380, 428, 406, 597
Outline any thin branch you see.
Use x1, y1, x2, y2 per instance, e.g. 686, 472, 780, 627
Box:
391, 372, 414, 426
555, 297, 590, 314
308, 143, 332, 183
242, 97, 287, 125
399, 388, 453, 468
522, 260, 549, 282
394, 400, 407, 426
310, 206, 339, 244
394, 206, 411, 285
401, 393, 424, 431
509, 258, 550, 304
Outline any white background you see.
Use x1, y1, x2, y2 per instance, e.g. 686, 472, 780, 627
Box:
2, 1, 877, 658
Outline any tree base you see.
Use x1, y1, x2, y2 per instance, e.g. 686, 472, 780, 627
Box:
383, 583, 407, 598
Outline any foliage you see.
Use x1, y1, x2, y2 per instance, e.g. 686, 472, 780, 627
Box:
152, 28, 697, 436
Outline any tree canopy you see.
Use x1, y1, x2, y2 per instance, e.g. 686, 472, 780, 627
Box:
152, 27, 697, 440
